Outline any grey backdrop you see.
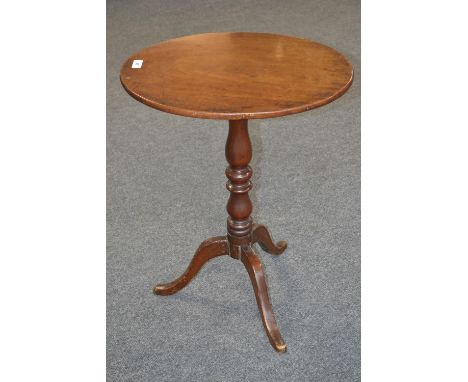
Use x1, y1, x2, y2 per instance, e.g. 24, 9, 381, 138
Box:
107, 0, 360, 381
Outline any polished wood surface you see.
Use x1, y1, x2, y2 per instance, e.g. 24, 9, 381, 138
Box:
120, 32, 353, 120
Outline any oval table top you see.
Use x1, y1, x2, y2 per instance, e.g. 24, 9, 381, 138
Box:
120, 32, 353, 120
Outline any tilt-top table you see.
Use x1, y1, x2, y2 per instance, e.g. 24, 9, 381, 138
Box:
120, 32, 353, 352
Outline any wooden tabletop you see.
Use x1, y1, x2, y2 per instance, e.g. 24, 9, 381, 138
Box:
120, 32, 353, 120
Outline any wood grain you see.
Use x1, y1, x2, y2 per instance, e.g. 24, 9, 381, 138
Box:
120, 32, 353, 120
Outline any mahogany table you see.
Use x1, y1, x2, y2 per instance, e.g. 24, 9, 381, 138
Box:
120, 32, 353, 352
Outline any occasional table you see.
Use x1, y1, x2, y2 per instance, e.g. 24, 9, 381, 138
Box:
120, 32, 353, 352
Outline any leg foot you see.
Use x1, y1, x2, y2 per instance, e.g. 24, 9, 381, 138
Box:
252, 223, 287, 255
241, 246, 287, 352
154, 236, 229, 296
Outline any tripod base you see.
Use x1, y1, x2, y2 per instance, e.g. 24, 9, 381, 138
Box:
154, 223, 287, 352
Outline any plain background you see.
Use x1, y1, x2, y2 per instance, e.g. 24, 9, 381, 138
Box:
107, 1, 359, 381
1, 1, 468, 381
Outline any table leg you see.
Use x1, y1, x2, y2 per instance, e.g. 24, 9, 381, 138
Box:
252, 223, 288, 255
241, 245, 287, 352
153, 236, 228, 295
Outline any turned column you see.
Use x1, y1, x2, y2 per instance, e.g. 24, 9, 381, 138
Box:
225, 119, 253, 259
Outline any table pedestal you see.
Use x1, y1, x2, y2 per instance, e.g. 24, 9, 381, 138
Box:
153, 119, 287, 352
